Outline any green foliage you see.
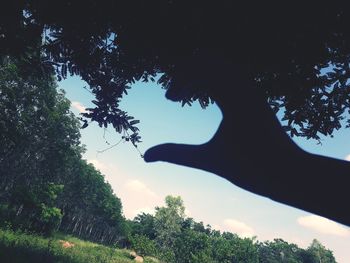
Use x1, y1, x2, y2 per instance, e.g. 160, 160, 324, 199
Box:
257, 239, 301, 263
173, 229, 211, 263
129, 196, 337, 263
0, 58, 126, 244
58, 160, 126, 245
0, 228, 55, 263
210, 233, 258, 263
129, 234, 157, 257
306, 239, 337, 263
256, 238, 337, 263
129, 213, 156, 240
39, 205, 62, 236
0, 57, 80, 235
154, 195, 185, 251
0, 183, 64, 235
0, 228, 137, 263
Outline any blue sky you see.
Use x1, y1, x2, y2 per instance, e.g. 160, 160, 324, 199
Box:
60, 76, 350, 263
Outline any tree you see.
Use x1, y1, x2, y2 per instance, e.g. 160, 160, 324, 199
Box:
306, 239, 337, 263
210, 232, 258, 263
131, 212, 156, 240
154, 196, 185, 252
173, 229, 212, 263
1, 2, 350, 225
129, 234, 157, 258
257, 239, 304, 263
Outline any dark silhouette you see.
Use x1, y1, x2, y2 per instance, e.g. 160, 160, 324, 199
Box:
144, 57, 350, 226
2, 2, 350, 226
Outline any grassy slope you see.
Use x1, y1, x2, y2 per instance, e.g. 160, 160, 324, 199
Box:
0, 229, 157, 263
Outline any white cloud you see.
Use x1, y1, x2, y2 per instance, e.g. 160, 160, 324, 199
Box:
222, 219, 255, 238
124, 179, 157, 198
71, 101, 86, 113
344, 154, 350, 161
297, 215, 350, 237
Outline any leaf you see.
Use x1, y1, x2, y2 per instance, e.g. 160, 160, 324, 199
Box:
130, 120, 140, 125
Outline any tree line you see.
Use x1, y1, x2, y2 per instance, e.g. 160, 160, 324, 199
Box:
0, 57, 337, 262
127, 195, 337, 263
0, 57, 126, 244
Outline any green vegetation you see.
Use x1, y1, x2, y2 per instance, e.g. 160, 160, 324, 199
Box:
0, 228, 156, 263
127, 196, 337, 263
0, 58, 126, 243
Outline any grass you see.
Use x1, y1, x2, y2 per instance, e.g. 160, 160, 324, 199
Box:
0, 228, 158, 263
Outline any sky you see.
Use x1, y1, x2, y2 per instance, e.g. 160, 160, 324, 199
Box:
60, 76, 350, 263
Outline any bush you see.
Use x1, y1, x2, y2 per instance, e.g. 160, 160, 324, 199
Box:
39, 205, 63, 236
129, 234, 157, 257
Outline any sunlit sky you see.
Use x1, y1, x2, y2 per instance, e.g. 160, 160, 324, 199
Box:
60, 76, 350, 263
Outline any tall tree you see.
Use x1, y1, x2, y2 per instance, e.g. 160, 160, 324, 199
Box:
154, 195, 185, 253
306, 239, 337, 263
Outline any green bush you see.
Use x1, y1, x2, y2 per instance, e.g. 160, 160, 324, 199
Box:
129, 234, 157, 257
39, 204, 63, 236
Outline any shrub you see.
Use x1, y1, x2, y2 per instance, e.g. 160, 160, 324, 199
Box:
129, 234, 157, 257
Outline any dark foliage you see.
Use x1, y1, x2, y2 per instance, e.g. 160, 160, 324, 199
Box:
2, 2, 350, 140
